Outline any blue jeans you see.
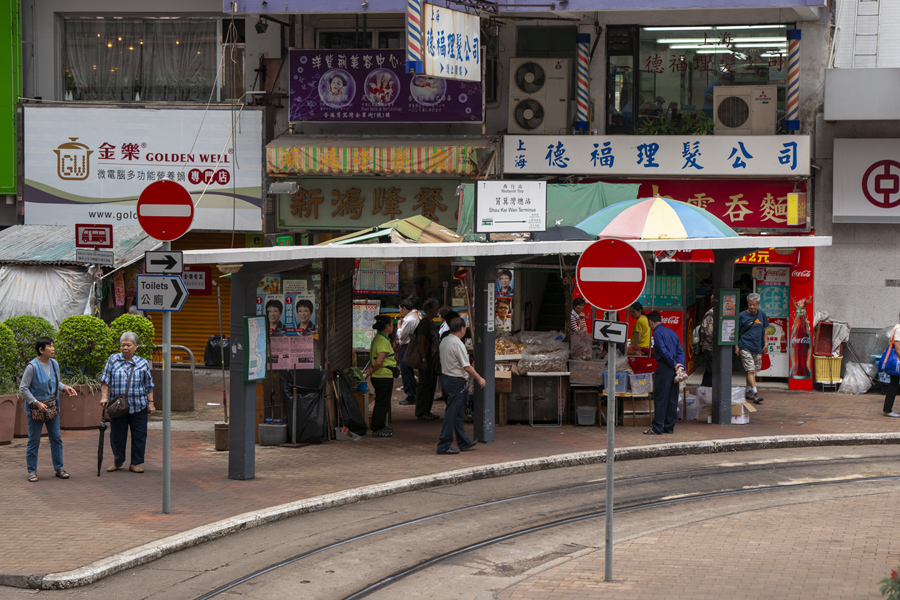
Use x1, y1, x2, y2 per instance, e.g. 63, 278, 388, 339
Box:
397, 345, 418, 402
437, 376, 472, 452
651, 362, 679, 434
110, 407, 148, 466
26, 410, 63, 473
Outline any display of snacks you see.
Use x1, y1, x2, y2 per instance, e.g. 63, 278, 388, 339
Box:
495, 338, 525, 356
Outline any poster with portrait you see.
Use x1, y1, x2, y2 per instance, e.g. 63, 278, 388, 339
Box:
495, 268, 514, 299
262, 294, 287, 336
283, 280, 317, 336
494, 296, 512, 334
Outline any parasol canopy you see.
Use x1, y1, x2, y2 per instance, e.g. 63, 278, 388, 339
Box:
576, 197, 739, 240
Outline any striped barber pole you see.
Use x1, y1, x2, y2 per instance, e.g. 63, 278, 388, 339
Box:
575, 33, 590, 132
785, 29, 801, 131
406, 0, 424, 74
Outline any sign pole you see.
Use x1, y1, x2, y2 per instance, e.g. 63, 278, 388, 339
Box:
605, 310, 615, 582
162, 240, 172, 515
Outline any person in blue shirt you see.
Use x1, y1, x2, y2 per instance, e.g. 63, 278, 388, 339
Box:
645, 311, 685, 435
736, 293, 769, 404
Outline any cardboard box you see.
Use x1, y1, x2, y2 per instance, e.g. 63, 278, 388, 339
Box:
678, 393, 698, 420
495, 370, 512, 393
707, 401, 756, 424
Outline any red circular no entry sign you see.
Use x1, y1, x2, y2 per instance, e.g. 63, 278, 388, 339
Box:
576, 238, 647, 312
137, 180, 194, 242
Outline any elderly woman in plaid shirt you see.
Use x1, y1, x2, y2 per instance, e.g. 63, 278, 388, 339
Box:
100, 332, 155, 473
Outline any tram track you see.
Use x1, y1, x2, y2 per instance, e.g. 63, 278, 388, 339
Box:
192, 453, 900, 600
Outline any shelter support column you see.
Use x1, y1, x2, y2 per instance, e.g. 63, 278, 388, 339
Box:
473, 258, 496, 442
711, 249, 751, 425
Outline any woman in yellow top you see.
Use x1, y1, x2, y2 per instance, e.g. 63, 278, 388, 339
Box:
628, 302, 651, 355
364, 315, 398, 438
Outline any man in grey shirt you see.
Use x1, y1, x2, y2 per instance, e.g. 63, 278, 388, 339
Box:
436, 318, 485, 455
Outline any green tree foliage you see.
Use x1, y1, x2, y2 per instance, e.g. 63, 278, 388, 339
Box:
2, 315, 57, 379
0, 323, 17, 394
55, 315, 116, 380
108, 314, 155, 360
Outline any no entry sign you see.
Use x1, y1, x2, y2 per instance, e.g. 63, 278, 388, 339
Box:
576, 238, 647, 311
137, 180, 194, 242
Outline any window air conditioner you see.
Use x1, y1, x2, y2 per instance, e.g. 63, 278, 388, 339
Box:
507, 58, 570, 135
713, 85, 777, 135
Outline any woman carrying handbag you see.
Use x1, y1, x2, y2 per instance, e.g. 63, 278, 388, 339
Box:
879, 314, 900, 418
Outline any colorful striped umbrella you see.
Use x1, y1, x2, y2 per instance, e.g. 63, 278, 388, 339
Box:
575, 197, 739, 240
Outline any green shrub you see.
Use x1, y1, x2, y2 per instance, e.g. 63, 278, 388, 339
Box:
108, 314, 155, 360
55, 315, 116, 381
2, 315, 57, 379
0, 323, 16, 393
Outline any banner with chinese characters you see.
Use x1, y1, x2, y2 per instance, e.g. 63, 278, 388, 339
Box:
23, 106, 263, 231
267, 142, 482, 175
503, 135, 810, 177
423, 5, 481, 82
599, 179, 808, 231
289, 49, 482, 123
277, 178, 459, 229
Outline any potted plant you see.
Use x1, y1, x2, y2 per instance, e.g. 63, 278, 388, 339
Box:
0, 322, 17, 444
2, 316, 55, 439
108, 314, 155, 360
641, 111, 715, 136
55, 315, 116, 429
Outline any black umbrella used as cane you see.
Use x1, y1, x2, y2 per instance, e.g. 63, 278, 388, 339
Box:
97, 411, 108, 476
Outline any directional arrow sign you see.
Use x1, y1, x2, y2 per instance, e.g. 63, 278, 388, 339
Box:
144, 251, 184, 274
593, 319, 628, 344
136, 275, 188, 312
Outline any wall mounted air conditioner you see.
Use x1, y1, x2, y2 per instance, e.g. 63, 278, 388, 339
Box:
507, 58, 570, 135
713, 85, 777, 135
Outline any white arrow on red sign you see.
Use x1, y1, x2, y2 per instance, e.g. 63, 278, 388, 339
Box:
576, 238, 647, 312
137, 180, 194, 242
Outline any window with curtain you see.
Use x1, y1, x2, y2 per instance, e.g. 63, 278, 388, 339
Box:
64, 18, 220, 102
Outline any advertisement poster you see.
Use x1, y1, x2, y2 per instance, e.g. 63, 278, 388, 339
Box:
289, 49, 482, 123
23, 106, 263, 230
269, 336, 315, 370
494, 269, 513, 333
353, 300, 381, 350
283, 279, 317, 336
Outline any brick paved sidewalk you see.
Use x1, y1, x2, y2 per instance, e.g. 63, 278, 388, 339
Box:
0, 374, 897, 580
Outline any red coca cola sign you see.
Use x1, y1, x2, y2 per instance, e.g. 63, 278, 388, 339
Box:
791, 268, 812, 284
661, 315, 681, 326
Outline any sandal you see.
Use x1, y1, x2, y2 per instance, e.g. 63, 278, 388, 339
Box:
642, 428, 660, 435
27, 472, 38, 483
884, 412, 900, 418
55, 469, 70, 479
417, 413, 440, 421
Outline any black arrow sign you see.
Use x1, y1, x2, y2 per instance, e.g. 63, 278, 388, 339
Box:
593, 320, 627, 343
171, 279, 185, 309
150, 254, 179, 270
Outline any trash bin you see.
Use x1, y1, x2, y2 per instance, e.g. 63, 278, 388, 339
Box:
204, 336, 230, 368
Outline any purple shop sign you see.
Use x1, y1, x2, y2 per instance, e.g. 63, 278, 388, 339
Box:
289, 49, 483, 123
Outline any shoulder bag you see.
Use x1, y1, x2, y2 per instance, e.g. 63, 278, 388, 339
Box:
106, 364, 135, 419
29, 361, 60, 422
402, 334, 427, 371
878, 331, 900, 377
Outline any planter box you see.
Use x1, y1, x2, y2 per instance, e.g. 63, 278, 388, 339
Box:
15, 396, 29, 438
59, 386, 103, 430
150, 368, 195, 412
0, 394, 17, 445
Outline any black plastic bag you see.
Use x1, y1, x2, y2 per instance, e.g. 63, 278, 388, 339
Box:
204, 336, 230, 368
332, 370, 368, 436
282, 368, 328, 444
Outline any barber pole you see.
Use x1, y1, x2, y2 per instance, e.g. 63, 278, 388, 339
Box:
575, 33, 590, 132
785, 29, 801, 131
406, 0, 424, 74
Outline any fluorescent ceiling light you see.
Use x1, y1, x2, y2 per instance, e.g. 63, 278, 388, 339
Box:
657, 37, 787, 43
669, 42, 786, 50
643, 25, 787, 32
643, 26, 712, 31
695, 49, 734, 54
733, 42, 787, 48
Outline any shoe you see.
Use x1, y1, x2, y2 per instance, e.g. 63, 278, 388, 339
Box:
745, 389, 755, 400
642, 429, 661, 435
417, 413, 440, 421
459, 441, 478, 451
663, 431, 674, 435
398, 399, 415, 406
107, 463, 121, 472
372, 428, 393, 438
128, 464, 144, 473
27, 472, 37, 483
55, 469, 70, 479
884, 412, 900, 418
437, 448, 460, 455
753, 394, 764, 404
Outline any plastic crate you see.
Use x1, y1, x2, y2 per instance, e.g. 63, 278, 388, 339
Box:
628, 357, 658, 374
814, 355, 842, 383
568, 360, 605, 385
604, 372, 629, 393
629, 373, 653, 394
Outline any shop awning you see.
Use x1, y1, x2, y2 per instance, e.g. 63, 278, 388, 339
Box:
322, 215, 462, 245
0, 225, 160, 273
266, 136, 493, 176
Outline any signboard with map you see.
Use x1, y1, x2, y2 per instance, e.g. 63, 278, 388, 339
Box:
243, 316, 267, 381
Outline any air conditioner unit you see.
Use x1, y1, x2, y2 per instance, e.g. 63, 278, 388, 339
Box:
713, 85, 777, 135
507, 58, 570, 135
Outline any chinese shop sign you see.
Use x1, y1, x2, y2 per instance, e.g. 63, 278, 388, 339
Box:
422, 5, 481, 82
503, 135, 810, 177
277, 178, 459, 229
23, 106, 263, 230
289, 49, 482, 123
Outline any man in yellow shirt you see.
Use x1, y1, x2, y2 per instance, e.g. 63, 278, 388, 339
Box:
628, 302, 651, 355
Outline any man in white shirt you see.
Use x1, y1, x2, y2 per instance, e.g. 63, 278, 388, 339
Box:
436, 318, 485, 455
395, 297, 420, 406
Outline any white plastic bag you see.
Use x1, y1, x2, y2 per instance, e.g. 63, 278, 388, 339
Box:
839, 361, 872, 395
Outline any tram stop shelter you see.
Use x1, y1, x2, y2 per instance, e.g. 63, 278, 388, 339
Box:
184, 234, 831, 480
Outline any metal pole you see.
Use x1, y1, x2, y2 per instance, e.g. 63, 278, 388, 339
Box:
605, 310, 616, 581
162, 241, 172, 515
216, 283, 228, 423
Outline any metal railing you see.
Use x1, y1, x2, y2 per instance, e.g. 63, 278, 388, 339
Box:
152, 345, 195, 374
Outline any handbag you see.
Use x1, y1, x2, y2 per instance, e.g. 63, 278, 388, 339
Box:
403, 335, 427, 371
29, 361, 60, 422
878, 332, 900, 377
106, 364, 135, 419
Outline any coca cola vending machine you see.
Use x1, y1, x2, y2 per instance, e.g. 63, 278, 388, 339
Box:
753, 265, 790, 377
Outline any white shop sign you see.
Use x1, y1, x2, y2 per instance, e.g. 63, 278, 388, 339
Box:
833, 138, 900, 223
503, 135, 810, 177
423, 5, 481, 82
475, 180, 546, 233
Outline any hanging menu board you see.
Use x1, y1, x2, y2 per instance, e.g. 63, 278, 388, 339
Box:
638, 275, 683, 308
353, 299, 381, 350
354, 259, 399, 295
